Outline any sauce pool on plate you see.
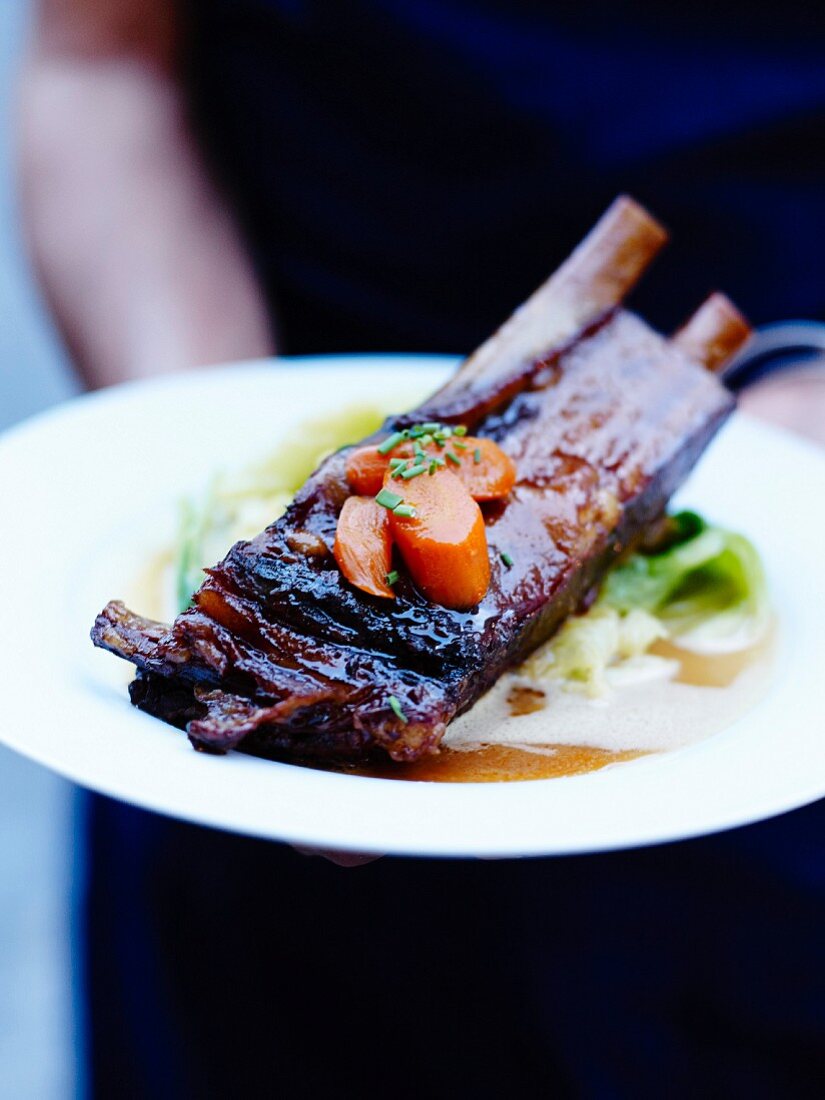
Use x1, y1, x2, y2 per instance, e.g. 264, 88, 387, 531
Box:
129, 550, 776, 784
345, 625, 776, 783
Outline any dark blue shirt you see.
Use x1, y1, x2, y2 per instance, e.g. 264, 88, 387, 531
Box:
84, 7, 825, 1095
188, 0, 825, 353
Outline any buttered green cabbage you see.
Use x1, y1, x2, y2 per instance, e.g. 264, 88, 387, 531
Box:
525, 511, 770, 697
522, 606, 668, 697
601, 511, 769, 648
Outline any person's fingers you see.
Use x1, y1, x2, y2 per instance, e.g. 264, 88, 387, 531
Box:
738, 364, 825, 448
292, 845, 383, 867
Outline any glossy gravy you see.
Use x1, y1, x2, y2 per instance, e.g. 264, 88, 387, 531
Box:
346, 743, 646, 783
131, 553, 775, 784
351, 626, 775, 783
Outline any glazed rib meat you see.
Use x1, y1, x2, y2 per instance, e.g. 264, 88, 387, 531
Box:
92, 198, 749, 763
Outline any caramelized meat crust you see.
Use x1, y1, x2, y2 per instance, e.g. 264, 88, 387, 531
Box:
91, 199, 745, 763
93, 310, 735, 762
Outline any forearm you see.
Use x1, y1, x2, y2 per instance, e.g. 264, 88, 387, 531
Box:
19, 46, 273, 388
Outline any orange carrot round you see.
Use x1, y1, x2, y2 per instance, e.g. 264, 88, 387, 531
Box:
346, 438, 516, 502
333, 496, 395, 599
345, 446, 389, 497
453, 437, 516, 500
386, 467, 490, 609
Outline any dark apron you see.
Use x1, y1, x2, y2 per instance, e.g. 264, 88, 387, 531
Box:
83, 3, 825, 1095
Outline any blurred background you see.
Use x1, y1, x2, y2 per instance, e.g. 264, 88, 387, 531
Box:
0, 1, 823, 1096
0, 4, 76, 1095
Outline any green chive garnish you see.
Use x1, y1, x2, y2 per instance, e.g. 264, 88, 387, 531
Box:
388, 695, 408, 724
401, 463, 427, 479
500, 551, 514, 568
389, 456, 406, 469
428, 461, 438, 475
386, 570, 399, 586
378, 431, 406, 455
410, 426, 425, 439
376, 487, 403, 510
420, 422, 441, 432
392, 461, 410, 478
446, 451, 461, 466
453, 441, 467, 451
454, 425, 468, 436
474, 447, 482, 464
392, 503, 417, 518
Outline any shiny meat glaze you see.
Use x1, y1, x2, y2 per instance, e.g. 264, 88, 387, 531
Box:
92, 309, 735, 762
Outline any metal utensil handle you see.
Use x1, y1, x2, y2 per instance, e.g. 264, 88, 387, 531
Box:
724, 320, 825, 391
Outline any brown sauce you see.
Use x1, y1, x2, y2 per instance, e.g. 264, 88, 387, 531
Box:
347, 625, 774, 784
507, 685, 547, 715
131, 550, 774, 785
347, 743, 646, 783
652, 634, 770, 688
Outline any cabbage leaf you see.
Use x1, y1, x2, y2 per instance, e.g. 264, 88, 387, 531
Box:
601, 511, 769, 647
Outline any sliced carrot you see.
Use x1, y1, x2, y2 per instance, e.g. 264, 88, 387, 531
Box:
346, 438, 516, 502
345, 446, 390, 497
452, 437, 516, 501
386, 467, 490, 609
333, 496, 395, 599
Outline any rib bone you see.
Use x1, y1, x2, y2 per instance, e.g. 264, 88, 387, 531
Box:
420, 196, 669, 422
673, 292, 752, 373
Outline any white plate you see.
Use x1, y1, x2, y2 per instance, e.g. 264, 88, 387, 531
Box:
1, 356, 823, 858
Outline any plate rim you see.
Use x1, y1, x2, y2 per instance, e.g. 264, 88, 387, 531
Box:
1, 354, 823, 857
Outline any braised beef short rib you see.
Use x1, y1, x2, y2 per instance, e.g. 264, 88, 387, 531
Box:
92, 198, 749, 763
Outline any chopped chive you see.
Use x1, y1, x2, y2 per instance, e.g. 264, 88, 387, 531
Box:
392, 503, 417, 518
389, 456, 406, 469
428, 460, 438, 475
378, 431, 406, 455
376, 487, 404, 510
473, 447, 482, 464
410, 426, 425, 439
500, 551, 514, 568
386, 570, 399, 586
446, 451, 461, 466
420, 421, 441, 432
453, 441, 468, 451
388, 695, 408, 724
419, 433, 434, 446
431, 455, 446, 467
453, 425, 468, 436
401, 463, 428, 479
